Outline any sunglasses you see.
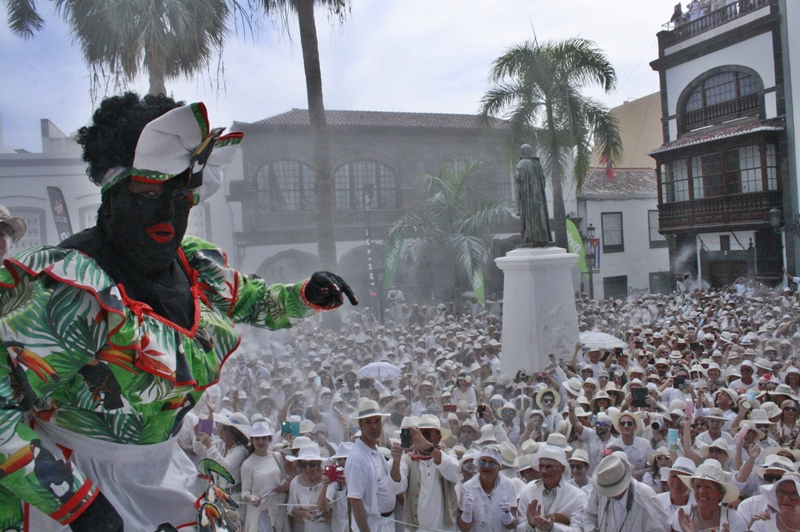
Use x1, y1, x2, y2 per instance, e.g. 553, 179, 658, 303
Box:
478, 459, 500, 470
619, 421, 636, 427
764, 473, 784, 483
297, 461, 321, 469
596, 421, 609, 427
655, 456, 670, 462
542, 399, 555, 404
785, 408, 797, 412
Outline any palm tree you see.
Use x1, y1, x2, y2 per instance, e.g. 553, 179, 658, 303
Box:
5, 0, 238, 96
258, 0, 347, 271
388, 162, 516, 304
480, 37, 622, 249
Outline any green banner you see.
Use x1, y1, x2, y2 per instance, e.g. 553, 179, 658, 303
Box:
383, 233, 404, 291
566, 219, 589, 276
471, 268, 485, 305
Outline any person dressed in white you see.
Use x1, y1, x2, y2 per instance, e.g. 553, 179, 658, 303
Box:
568, 404, 613, 476
193, 412, 252, 499
458, 446, 518, 532
287, 444, 332, 532
241, 421, 290, 532
749, 473, 800, 532
583, 454, 671, 532
516, 446, 587, 532
346, 400, 398, 532
393, 415, 460, 532
655, 457, 696, 520
671, 460, 747, 532
319, 442, 352, 532
607, 412, 652, 479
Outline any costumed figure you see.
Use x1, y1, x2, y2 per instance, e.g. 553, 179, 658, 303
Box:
0, 93, 357, 532
515, 143, 552, 247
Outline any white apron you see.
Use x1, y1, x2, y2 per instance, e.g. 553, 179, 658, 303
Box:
27, 420, 206, 532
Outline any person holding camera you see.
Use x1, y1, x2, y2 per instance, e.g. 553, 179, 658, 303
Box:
392, 415, 459, 532
318, 442, 351, 532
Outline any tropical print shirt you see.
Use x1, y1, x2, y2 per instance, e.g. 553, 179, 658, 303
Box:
0, 236, 313, 528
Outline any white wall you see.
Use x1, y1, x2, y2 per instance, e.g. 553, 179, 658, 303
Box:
665, 31, 777, 140
582, 197, 671, 299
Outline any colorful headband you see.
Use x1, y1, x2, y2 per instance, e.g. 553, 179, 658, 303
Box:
100, 102, 243, 204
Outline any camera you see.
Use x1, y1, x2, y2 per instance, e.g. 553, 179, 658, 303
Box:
477, 405, 486, 419
324, 464, 344, 483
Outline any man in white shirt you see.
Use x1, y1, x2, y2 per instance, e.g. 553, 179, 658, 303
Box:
346, 400, 398, 532
655, 457, 696, 519
607, 412, 652, 480
583, 455, 670, 532
568, 405, 613, 476
517, 446, 587, 532
393, 415, 459, 532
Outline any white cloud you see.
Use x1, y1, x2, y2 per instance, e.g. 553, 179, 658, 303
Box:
0, 0, 677, 152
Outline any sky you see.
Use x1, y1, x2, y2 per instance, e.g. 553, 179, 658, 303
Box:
0, 0, 678, 153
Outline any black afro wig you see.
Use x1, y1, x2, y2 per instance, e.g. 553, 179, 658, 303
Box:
76, 92, 185, 185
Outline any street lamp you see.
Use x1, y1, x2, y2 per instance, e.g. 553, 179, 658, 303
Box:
583, 224, 596, 300
770, 207, 800, 237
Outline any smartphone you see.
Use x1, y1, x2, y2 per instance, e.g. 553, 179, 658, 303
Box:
631, 388, 649, 408
477, 405, 486, 419
673, 376, 686, 390
197, 419, 214, 435
443, 404, 457, 413
291, 421, 300, 437
400, 428, 412, 448
615, 347, 623, 356
359, 378, 371, 390
281, 420, 292, 434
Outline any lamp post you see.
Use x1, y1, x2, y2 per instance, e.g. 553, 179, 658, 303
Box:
582, 223, 596, 300
769, 207, 799, 276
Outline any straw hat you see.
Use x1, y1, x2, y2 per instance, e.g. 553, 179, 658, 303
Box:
474, 425, 498, 446
214, 412, 252, 438
286, 444, 327, 463
545, 432, 573, 453
0, 204, 26, 244
698, 438, 734, 462
755, 455, 795, 479
353, 400, 390, 420
569, 449, 590, 465
564, 378, 584, 397
666, 457, 697, 477
591, 455, 632, 498
250, 421, 273, 438
418, 414, 451, 441
680, 459, 740, 504
702, 408, 728, 421
535, 388, 561, 409
531, 445, 569, 470
612, 411, 643, 436
331, 442, 353, 460
499, 441, 519, 468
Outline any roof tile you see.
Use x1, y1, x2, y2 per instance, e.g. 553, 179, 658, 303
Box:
648, 119, 784, 155
579, 167, 657, 198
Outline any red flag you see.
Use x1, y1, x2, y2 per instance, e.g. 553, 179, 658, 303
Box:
599, 155, 615, 181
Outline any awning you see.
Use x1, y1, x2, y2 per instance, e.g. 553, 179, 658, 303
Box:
648, 120, 784, 156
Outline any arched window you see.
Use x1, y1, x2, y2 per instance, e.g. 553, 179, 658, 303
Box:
682, 71, 761, 131
334, 161, 397, 210
256, 161, 315, 211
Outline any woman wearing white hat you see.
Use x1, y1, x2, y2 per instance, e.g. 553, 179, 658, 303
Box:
319, 442, 352, 532
241, 421, 289, 532
287, 444, 331, 532
672, 460, 747, 532
749, 472, 800, 531
194, 411, 253, 497
458, 445, 517, 532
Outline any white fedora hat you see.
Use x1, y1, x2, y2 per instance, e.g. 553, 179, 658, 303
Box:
353, 400, 390, 420
418, 413, 451, 441
591, 455, 632, 498
286, 444, 327, 463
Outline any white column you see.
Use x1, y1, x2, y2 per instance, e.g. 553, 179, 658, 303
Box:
495, 247, 580, 376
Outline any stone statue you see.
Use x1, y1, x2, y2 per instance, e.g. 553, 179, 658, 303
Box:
515, 143, 553, 246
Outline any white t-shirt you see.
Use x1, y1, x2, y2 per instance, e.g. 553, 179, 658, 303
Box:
459, 474, 516, 532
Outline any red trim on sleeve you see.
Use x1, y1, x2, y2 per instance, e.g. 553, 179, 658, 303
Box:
299, 280, 328, 312
50, 478, 95, 522
60, 487, 99, 526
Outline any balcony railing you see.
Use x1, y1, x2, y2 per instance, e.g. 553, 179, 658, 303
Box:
683, 93, 761, 130
659, 189, 781, 233
662, 0, 771, 48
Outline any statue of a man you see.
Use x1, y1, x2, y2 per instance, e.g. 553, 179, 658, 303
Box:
515, 143, 553, 246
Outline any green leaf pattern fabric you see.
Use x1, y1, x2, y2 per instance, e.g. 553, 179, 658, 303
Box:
0, 236, 314, 527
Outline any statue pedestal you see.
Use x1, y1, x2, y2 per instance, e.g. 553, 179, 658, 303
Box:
494, 247, 580, 376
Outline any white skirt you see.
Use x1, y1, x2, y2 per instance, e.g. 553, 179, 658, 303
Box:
28, 420, 206, 532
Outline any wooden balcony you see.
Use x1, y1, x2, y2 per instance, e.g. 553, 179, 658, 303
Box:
661, 0, 771, 48
659, 190, 781, 233
683, 94, 761, 131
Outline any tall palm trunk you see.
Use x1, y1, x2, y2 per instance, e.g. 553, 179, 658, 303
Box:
145, 47, 167, 96
296, 0, 337, 271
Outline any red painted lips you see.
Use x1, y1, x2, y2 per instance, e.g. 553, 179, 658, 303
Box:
146, 223, 175, 243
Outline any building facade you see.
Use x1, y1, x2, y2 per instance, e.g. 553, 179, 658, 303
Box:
649, 0, 799, 289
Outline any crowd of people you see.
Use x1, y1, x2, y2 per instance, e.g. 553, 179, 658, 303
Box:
180, 281, 800, 532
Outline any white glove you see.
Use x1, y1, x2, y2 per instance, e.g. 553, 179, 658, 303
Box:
461, 493, 475, 523
498, 500, 513, 525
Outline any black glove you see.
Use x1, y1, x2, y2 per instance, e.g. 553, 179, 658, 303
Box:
69, 491, 124, 532
304, 271, 358, 309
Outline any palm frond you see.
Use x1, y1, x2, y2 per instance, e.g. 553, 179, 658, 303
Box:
4, 0, 43, 38
457, 200, 516, 238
